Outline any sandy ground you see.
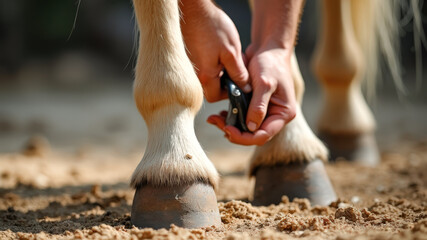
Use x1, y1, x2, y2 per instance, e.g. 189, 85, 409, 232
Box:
0, 83, 426, 239
0, 134, 426, 239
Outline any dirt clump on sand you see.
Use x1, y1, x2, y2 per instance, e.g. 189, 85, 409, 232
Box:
0, 140, 426, 239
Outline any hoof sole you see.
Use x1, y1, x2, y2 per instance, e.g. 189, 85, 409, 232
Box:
253, 159, 336, 206
319, 132, 380, 166
131, 182, 221, 229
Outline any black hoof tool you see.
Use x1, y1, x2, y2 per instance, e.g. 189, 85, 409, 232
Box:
221, 71, 252, 132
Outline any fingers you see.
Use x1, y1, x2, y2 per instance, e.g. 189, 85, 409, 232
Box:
199, 50, 250, 103
207, 111, 228, 130
221, 50, 251, 93
206, 47, 299, 146
207, 110, 279, 146
207, 113, 270, 146
198, 69, 228, 103
246, 75, 275, 132
200, 50, 250, 102
256, 113, 286, 141
224, 125, 271, 146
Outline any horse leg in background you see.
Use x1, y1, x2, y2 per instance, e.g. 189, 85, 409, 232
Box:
130, 0, 220, 229
312, 0, 379, 166
251, 52, 337, 206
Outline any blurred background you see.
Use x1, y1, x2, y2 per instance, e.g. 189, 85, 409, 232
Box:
0, 0, 426, 155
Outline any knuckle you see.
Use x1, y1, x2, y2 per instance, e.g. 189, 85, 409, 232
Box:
251, 105, 266, 120
222, 47, 237, 61
231, 72, 247, 83
258, 75, 273, 91
281, 104, 297, 122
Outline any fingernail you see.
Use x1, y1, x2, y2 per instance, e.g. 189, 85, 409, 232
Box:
242, 84, 252, 93
247, 121, 257, 132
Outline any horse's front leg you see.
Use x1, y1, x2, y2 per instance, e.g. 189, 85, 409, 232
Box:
312, 0, 379, 165
130, 0, 220, 229
251, 53, 337, 206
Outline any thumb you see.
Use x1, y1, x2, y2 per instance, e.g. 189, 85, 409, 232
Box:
221, 51, 251, 93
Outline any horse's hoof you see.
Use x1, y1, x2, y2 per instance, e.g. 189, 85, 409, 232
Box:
319, 132, 380, 166
131, 182, 221, 229
252, 159, 336, 206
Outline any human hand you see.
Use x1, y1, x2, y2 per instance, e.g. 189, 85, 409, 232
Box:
180, 1, 250, 102
207, 42, 297, 145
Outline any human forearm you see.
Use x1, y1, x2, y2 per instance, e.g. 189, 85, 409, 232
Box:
251, 0, 304, 51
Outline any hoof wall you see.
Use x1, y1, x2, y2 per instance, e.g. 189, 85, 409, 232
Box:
131, 182, 221, 229
319, 132, 380, 166
253, 159, 336, 206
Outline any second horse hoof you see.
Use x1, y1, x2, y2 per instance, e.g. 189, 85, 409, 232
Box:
252, 159, 337, 206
